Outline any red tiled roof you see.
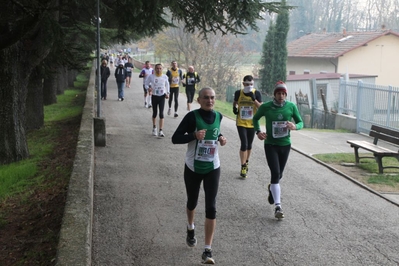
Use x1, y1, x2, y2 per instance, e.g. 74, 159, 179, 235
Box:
287, 30, 399, 58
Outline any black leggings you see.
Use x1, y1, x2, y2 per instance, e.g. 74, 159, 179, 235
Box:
237, 126, 255, 151
264, 144, 291, 184
186, 87, 195, 103
168, 87, 179, 111
151, 95, 165, 119
184, 164, 220, 220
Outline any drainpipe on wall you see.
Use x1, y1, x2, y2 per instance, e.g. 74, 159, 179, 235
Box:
329, 58, 338, 73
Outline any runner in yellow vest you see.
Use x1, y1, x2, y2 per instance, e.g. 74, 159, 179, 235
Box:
233, 75, 262, 178
166, 61, 183, 117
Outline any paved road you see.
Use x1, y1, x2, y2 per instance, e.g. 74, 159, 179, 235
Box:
92, 72, 399, 265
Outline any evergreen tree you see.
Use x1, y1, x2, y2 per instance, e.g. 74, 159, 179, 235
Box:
273, 0, 290, 84
259, 22, 275, 94
259, 0, 290, 95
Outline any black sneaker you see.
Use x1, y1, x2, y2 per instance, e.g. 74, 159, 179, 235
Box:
275, 205, 284, 219
267, 184, 274, 205
202, 248, 215, 264
186, 228, 197, 247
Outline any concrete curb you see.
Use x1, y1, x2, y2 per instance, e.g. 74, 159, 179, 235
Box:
55, 64, 95, 265
291, 146, 399, 208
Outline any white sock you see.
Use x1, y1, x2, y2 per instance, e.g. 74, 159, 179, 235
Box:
270, 183, 281, 205
187, 223, 195, 230
147, 96, 152, 105
204, 245, 211, 250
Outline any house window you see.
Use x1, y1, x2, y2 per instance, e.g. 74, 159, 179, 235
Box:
317, 84, 327, 100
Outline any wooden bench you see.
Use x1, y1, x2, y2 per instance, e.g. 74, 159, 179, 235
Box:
347, 125, 399, 173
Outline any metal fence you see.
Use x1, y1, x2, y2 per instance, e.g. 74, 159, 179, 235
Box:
338, 78, 399, 133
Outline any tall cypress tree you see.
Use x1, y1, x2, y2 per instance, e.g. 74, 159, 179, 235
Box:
273, 0, 289, 85
259, 22, 275, 94
259, 0, 290, 95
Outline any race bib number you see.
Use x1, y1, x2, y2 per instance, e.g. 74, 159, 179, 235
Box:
172, 77, 180, 85
240, 106, 253, 120
154, 86, 164, 95
187, 77, 195, 85
195, 140, 218, 162
126, 67, 132, 72
272, 121, 289, 138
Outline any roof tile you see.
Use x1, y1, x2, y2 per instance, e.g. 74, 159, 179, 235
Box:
288, 30, 399, 58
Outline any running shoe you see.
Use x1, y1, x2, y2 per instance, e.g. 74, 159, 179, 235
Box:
186, 228, 197, 247
268, 184, 274, 205
148, 104, 152, 108
152, 127, 157, 136
144, 102, 147, 108
275, 205, 284, 219
121, 97, 124, 101
246, 161, 249, 172
167, 108, 171, 115
158, 130, 165, 137
202, 248, 215, 264
174, 113, 178, 118
240, 164, 247, 178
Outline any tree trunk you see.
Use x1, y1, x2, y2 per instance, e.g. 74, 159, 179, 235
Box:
57, 66, 68, 94
0, 43, 30, 164
26, 65, 44, 131
43, 69, 58, 106
68, 69, 78, 87
0, 0, 58, 164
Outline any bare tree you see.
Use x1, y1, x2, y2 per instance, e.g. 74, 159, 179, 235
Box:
153, 25, 245, 99
289, 0, 399, 39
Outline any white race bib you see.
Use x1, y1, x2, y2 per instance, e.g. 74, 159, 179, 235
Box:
240, 106, 254, 120
172, 77, 180, 85
195, 140, 218, 162
272, 121, 289, 138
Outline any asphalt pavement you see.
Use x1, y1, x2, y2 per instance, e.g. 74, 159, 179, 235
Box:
91, 70, 399, 266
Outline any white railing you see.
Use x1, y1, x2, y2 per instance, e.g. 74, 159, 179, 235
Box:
338, 78, 399, 133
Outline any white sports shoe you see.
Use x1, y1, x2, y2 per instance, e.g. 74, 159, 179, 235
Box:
167, 108, 171, 115
152, 127, 157, 136
158, 130, 165, 137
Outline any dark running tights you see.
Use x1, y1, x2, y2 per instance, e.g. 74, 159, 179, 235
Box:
184, 164, 220, 220
264, 144, 291, 184
168, 88, 179, 111
151, 95, 165, 119
237, 126, 255, 151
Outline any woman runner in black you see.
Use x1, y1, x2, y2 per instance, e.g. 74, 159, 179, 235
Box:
172, 87, 227, 264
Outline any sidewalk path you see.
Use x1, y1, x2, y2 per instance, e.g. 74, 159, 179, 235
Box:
92, 73, 399, 265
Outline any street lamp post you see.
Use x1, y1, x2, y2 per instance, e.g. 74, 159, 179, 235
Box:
96, 0, 101, 117
94, 0, 106, 147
